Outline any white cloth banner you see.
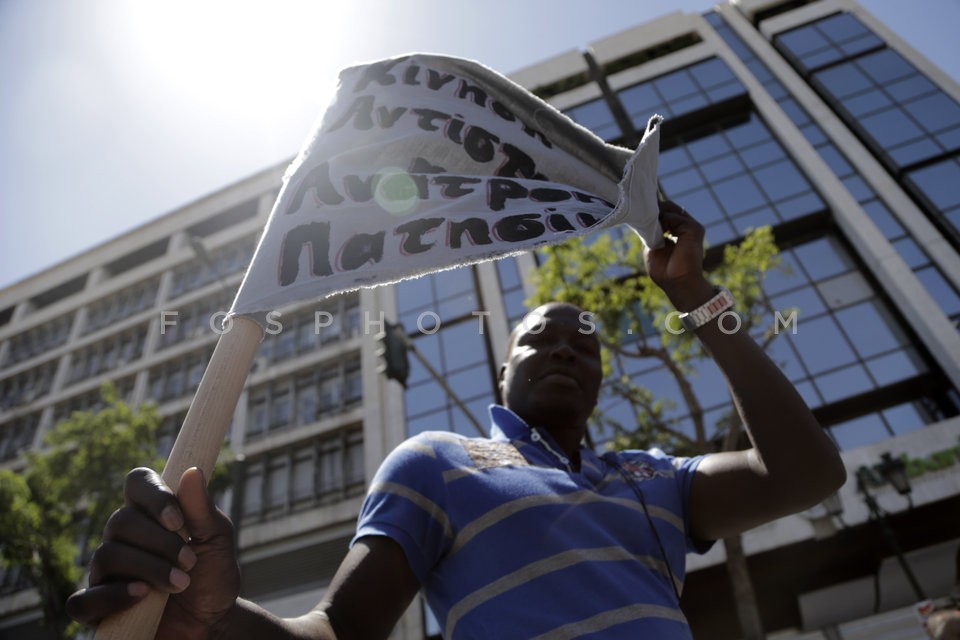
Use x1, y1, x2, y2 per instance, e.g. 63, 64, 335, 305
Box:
230, 53, 663, 320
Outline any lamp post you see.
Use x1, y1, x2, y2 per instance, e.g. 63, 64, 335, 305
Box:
189, 236, 234, 298
375, 319, 487, 437
856, 452, 927, 601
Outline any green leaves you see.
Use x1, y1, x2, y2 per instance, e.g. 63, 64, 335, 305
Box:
0, 383, 162, 638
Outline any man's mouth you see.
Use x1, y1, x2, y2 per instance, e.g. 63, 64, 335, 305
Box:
540, 371, 580, 386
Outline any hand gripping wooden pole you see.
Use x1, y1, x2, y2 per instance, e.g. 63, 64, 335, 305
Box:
94, 315, 264, 640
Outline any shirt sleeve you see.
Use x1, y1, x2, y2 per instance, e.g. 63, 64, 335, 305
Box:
671, 454, 715, 555
352, 434, 453, 583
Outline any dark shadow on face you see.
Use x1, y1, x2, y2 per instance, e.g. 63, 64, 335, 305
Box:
499, 302, 602, 438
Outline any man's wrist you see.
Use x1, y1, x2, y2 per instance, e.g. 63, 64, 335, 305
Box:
665, 278, 717, 313
678, 286, 736, 333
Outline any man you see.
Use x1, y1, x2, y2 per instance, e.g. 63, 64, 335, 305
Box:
927, 546, 960, 639
67, 200, 846, 638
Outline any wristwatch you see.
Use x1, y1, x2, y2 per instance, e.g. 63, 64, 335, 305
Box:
678, 286, 735, 332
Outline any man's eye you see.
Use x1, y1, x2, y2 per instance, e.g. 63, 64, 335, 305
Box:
574, 339, 598, 353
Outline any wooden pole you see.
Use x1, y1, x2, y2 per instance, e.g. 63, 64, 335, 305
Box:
94, 315, 264, 640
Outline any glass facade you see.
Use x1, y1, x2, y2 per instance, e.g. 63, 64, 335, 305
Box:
559, 20, 959, 450
495, 257, 529, 327
565, 56, 748, 143
620, 57, 746, 128
707, 11, 960, 326
397, 266, 499, 438
774, 12, 960, 248
658, 112, 825, 244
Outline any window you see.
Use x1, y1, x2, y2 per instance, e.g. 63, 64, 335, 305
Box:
245, 355, 362, 439
828, 399, 947, 450
240, 426, 364, 523
147, 348, 214, 402
53, 378, 135, 423
82, 278, 160, 336
292, 450, 314, 503
242, 462, 264, 517
157, 289, 233, 350
906, 158, 960, 241
343, 360, 362, 407
270, 386, 292, 430
614, 57, 746, 132
496, 257, 528, 327
65, 325, 148, 387
267, 457, 289, 517
0, 412, 40, 461
3, 314, 74, 367
0, 360, 57, 410
248, 393, 268, 438
296, 374, 318, 426
659, 113, 825, 245
169, 235, 257, 300
157, 413, 185, 458
256, 292, 361, 364
563, 99, 620, 142
318, 368, 343, 415
774, 12, 882, 74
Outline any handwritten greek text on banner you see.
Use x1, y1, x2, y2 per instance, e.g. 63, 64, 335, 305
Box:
229, 53, 663, 320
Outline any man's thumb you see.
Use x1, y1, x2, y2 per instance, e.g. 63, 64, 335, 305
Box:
177, 467, 219, 539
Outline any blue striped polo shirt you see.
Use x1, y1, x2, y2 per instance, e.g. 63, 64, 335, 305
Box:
353, 405, 712, 639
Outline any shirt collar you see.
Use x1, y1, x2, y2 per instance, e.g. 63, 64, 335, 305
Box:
488, 404, 530, 441
488, 404, 604, 477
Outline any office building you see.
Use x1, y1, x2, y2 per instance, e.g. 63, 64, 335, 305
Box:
1, 0, 958, 637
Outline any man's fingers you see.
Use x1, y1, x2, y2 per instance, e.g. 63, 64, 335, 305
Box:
66, 581, 151, 627
124, 467, 185, 533
89, 540, 191, 594
658, 200, 704, 241
102, 506, 196, 571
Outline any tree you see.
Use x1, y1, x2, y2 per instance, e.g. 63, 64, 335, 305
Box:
529, 225, 794, 640
0, 384, 164, 639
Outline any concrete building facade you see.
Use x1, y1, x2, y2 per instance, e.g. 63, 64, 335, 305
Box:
1, 0, 958, 638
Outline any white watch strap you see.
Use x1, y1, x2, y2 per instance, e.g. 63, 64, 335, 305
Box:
678, 286, 735, 332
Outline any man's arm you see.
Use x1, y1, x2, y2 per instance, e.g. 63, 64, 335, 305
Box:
213, 537, 420, 640
646, 202, 846, 541
66, 468, 419, 640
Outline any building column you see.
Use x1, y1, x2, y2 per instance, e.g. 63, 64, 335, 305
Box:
359, 287, 406, 485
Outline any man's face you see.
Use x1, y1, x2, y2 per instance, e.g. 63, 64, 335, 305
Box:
499, 303, 602, 430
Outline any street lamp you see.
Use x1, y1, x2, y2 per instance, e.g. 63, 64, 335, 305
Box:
876, 451, 912, 498
189, 236, 234, 298
856, 453, 927, 601
375, 318, 487, 437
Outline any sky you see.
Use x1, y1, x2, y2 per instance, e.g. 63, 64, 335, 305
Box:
1, 0, 958, 291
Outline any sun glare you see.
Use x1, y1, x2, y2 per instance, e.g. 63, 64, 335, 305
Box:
125, 1, 350, 119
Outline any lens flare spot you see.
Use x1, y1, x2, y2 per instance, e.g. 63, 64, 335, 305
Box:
374, 168, 419, 216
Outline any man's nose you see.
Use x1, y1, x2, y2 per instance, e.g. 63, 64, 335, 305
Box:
550, 342, 576, 359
